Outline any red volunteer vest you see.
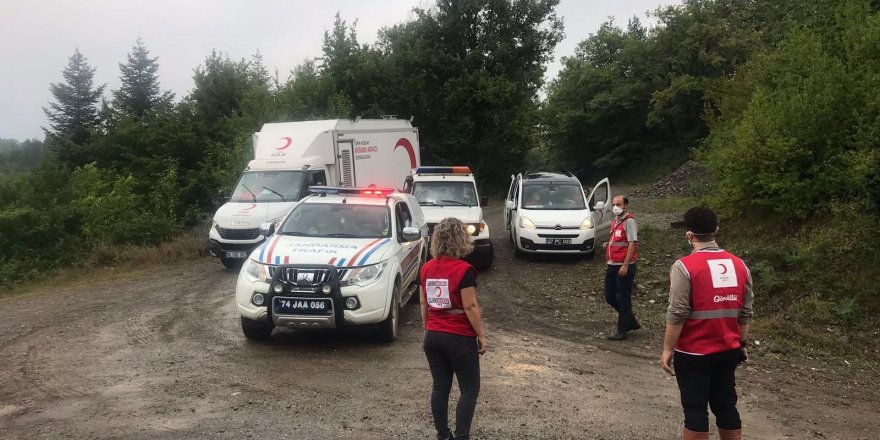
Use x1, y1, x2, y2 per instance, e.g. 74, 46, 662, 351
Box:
607, 213, 638, 263
676, 249, 748, 355
420, 256, 476, 337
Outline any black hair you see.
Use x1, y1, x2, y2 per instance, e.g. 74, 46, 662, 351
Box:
684, 206, 717, 235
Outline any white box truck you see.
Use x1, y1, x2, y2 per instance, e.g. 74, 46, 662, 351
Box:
209, 118, 420, 268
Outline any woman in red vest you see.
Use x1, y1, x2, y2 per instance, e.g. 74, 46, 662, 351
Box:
660, 207, 754, 440
420, 217, 488, 440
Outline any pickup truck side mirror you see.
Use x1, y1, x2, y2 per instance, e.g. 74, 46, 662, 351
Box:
594, 201, 605, 211
259, 222, 276, 237
480, 195, 489, 206
402, 226, 421, 242
505, 200, 516, 210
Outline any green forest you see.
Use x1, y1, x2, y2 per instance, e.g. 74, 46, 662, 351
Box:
1, 0, 878, 345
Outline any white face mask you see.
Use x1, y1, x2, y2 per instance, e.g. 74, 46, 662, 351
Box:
612, 206, 624, 216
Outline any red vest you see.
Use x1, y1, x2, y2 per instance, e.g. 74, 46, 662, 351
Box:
420, 256, 476, 337
676, 249, 748, 355
607, 214, 638, 263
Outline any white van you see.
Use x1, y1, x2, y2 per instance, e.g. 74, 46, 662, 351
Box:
504, 172, 612, 257
209, 118, 420, 268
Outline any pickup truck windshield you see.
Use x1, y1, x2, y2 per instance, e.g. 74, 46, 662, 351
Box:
280, 203, 391, 238
413, 181, 477, 207
521, 184, 586, 210
230, 171, 304, 203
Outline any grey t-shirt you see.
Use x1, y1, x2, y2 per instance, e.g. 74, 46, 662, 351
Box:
607, 216, 638, 265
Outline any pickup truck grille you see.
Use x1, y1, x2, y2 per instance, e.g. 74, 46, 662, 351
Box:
216, 227, 261, 240
270, 267, 332, 286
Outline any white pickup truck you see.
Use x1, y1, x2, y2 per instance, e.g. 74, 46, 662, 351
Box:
235, 186, 428, 342
405, 166, 493, 270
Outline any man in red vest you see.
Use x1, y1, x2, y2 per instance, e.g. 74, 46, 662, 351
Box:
660, 207, 754, 440
603, 195, 640, 340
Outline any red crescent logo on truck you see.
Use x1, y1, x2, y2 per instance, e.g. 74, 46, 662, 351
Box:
275, 137, 293, 150
243, 204, 257, 210
394, 138, 417, 169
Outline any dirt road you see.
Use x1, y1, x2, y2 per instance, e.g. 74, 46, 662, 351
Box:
1, 205, 877, 439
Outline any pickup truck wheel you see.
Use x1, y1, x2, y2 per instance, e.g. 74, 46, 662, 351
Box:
221, 257, 243, 270
473, 249, 494, 271
240, 317, 273, 340
377, 284, 400, 343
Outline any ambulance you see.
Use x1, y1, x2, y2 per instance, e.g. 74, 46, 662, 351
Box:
404, 166, 493, 270
235, 186, 428, 342
209, 118, 420, 268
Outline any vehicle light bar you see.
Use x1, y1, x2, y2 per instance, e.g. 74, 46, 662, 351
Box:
415, 166, 472, 174
309, 186, 395, 196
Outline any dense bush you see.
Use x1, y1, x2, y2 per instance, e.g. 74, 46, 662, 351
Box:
701, 1, 880, 330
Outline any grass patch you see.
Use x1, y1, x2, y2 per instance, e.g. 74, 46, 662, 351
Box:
0, 229, 211, 299
637, 196, 701, 215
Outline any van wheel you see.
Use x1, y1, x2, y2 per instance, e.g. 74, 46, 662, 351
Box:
221, 257, 243, 270
377, 283, 400, 342
240, 317, 273, 340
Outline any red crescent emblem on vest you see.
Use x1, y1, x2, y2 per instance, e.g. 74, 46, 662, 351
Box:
719, 263, 728, 274
433, 286, 443, 297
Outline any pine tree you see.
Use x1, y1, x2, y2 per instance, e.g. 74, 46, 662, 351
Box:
112, 37, 173, 118
43, 48, 105, 145
248, 50, 271, 89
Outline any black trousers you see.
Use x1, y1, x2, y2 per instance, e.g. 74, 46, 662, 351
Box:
673, 349, 742, 432
424, 330, 481, 440
604, 263, 637, 314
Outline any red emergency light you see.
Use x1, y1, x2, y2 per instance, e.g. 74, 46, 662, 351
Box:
310, 186, 395, 196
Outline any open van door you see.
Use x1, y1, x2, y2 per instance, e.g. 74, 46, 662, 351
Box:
504, 174, 517, 230
586, 178, 612, 239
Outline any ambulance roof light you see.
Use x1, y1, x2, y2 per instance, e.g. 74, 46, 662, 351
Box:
415, 166, 472, 175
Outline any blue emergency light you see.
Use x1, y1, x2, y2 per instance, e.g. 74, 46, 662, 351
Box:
415, 166, 472, 174
309, 186, 395, 196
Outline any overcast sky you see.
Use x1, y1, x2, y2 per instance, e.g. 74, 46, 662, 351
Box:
0, 0, 677, 141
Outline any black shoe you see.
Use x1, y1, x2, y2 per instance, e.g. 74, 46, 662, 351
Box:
606, 330, 628, 340
607, 314, 629, 340
629, 313, 641, 331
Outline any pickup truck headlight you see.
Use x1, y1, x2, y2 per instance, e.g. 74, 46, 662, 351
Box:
520, 216, 536, 230
341, 262, 386, 287
243, 259, 273, 283
581, 217, 594, 230
466, 224, 477, 235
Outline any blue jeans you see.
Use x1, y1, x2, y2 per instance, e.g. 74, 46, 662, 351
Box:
424, 330, 481, 440
604, 263, 637, 314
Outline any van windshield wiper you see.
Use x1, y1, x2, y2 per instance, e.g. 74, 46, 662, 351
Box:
439, 199, 468, 206
419, 201, 438, 206
241, 184, 257, 201
262, 186, 285, 201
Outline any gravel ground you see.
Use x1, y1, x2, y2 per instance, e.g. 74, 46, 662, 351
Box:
0, 202, 877, 439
